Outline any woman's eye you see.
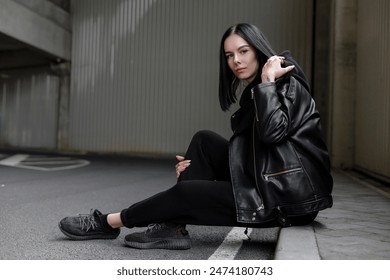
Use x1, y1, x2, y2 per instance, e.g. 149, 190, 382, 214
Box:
226, 54, 233, 59
240, 49, 248, 55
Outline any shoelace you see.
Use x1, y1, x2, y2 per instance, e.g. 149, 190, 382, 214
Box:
145, 223, 189, 237
78, 210, 98, 232
146, 223, 162, 234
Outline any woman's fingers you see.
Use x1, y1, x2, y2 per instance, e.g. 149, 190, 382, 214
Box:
175, 155, 191, 178
177, 161, 191, 170
285, 65, 295, 72
176, 163, 190, 179
176, 155, 185, 161
262, 55, 295, 82
267, 55, 284, 63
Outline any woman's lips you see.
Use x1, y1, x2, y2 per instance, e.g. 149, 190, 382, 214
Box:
235, 67, 245, 74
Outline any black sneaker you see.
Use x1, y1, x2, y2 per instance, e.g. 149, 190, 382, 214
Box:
58, 209, 120, 240
124, 223, 191, 250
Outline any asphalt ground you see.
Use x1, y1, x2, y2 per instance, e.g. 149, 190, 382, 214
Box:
0, 154, 279, 260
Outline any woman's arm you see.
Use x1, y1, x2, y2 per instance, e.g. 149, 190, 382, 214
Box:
252, 66, 313, 144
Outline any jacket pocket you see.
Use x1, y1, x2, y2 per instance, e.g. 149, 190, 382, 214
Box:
263, 167, 302, 181
262, 167, 313, 206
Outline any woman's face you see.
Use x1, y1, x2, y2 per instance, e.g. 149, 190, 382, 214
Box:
224, 33, 259, 83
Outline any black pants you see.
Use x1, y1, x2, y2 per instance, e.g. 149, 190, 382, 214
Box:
120, 130, 316, 228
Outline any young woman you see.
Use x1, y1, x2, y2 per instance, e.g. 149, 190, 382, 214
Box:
59, 23, 333, 250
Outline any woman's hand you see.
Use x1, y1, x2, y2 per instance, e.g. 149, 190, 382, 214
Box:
175, 155, 191, 179
261, 55, 295, 83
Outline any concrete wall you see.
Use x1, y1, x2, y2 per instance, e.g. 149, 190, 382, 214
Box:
0, 72, 60, 149
68, 0, 314, 156
327, 0, 390, 182
354, 0, 390, 181
0, 0, 71, 60
328, 0, 357, 169
0, 0, 71, 150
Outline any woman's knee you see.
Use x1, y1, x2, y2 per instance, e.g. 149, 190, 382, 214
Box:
191, 130, 217, 144
190, 130, 228, 149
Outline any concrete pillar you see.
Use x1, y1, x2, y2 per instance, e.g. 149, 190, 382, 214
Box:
312, 0, 332, 143
51, 62, 70, 150
328, 0, 357, 168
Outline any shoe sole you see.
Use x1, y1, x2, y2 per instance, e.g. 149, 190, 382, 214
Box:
124, 238, 191, 250
58, 222, 119, 240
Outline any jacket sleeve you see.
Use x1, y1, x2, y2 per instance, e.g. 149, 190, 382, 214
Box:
251, 76, 311, 144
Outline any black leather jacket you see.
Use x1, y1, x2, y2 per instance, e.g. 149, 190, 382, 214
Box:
229, 53, 333, 226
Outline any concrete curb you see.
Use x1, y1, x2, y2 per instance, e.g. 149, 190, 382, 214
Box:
274, 225, 321, 260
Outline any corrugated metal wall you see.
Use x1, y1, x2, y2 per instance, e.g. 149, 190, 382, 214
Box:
355, 0, 390, 180
69, 0, 313, 156
0, 73, 59, 149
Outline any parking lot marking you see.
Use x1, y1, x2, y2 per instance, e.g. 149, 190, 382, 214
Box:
0, 154, 89, 171
208, 227, 252, 260
0, 154, 29, 166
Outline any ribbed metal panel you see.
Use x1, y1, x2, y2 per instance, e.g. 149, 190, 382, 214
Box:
69, 0, 313, 156
0, 73, 59, 148
355, 0, 390, 180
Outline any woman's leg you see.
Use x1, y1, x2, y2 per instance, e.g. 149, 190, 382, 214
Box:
179, 130, 230, 181
107, 213, 123, 228
120, 180, 237, 228
120, 130, 234, 226
105, 130, 231, 229
59, 130, 236, 245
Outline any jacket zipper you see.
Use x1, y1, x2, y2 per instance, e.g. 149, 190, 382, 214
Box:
251, 89, 260, 122
263, 167, 303, 181
252, 120, 264, 210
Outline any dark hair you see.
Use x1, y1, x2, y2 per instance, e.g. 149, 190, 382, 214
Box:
219, 23, 276, 111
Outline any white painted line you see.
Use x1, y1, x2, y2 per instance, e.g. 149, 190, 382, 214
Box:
16, 161, 90, 171
0, 154, 29, 166
21, 160, 88, 166
0, 154, 90, 171
208, 227, 252, 260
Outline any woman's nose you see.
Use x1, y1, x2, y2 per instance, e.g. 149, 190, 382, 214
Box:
233, 54, 240, 64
